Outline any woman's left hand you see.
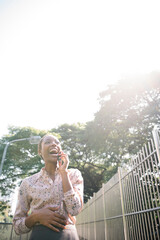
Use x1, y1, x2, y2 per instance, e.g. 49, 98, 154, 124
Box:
58, 151, 69, 173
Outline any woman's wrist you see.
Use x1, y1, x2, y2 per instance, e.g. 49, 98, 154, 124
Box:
59, 169, 68, 175
60, 170, 73, 193
60, 170, 70, 180
25, 211, 39, 228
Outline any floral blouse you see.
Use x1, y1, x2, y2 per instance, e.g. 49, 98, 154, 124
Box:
13, 168, 83, 235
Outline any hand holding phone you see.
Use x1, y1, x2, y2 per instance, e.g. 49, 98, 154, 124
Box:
57, 151, 62, 162
58, 151, 69, 172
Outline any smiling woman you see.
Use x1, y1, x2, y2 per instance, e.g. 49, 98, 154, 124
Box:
13, 134, 84, 240
38, 135, 61, 164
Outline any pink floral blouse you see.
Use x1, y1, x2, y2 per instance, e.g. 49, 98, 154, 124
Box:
13, 168, 83, 235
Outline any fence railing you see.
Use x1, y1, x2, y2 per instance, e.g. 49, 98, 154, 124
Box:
0, 222, 31, 240
76, 125, 160, 240
1, 126, 160, 240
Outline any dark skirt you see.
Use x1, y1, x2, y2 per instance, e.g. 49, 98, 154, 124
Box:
29, 224, 79, 240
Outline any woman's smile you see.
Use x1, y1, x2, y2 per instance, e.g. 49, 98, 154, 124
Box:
40, 135, 61, 161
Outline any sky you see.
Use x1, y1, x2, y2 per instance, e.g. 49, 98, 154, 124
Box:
0, 0, 160, 138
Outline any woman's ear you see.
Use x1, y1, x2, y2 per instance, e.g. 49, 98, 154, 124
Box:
39, 153, 44, 163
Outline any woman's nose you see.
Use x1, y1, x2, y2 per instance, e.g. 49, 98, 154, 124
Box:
51, 142, 57, 146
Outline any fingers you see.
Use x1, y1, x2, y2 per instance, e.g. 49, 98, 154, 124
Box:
58, 151, 68, 161
58, 152, 69, 169
61, 152, 68, 160
51, 220, 66, 229
53, 215, 67, 225
48, 224, 60, 233
47, 208, 67, 223
57, 151, 64, 163
47, 214, 68, 232
48, 206, 59, 211
47, 207, 66, 221
38, 207, 68, 233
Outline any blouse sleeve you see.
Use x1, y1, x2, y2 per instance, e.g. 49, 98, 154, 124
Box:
63, 169, 83, 216
13, 179, 31, 235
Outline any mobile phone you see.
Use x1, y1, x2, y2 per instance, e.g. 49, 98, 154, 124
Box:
57, 153, 61, 162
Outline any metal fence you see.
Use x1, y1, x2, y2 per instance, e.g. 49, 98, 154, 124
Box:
76, 125, 160, 240
0, 223, 31, 240
0, 126, 160, 240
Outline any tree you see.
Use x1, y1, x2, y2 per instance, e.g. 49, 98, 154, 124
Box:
0, 127, 48, 210
88, 72, 160, 175
0, 201, 12, 222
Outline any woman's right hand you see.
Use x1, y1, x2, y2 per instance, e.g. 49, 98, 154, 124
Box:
37, 206, 67, 232
26, 206, 67, 232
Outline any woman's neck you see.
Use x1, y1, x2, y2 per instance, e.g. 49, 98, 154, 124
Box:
44, 163, 57, 176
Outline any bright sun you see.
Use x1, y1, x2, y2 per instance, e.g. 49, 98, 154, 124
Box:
0, 0, 160, 136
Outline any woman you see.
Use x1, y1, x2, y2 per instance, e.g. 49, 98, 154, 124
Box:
13, 134, 83, 240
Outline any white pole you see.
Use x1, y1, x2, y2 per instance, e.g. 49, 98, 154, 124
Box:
152, 125, 160, 163
0, 142, 11, 176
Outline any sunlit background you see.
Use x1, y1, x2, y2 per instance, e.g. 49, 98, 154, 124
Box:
0, 0, 160, 137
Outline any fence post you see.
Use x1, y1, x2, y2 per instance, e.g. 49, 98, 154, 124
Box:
102, 183, 107, 240
80, 209, 82, 239
152, 125, 160, 163
9, 224, 13, 240
84, 207, 86, 240
79, 207, 84, 239
118, 167, 128, 240
87, 201, 90, 240
93, 192, 97, 240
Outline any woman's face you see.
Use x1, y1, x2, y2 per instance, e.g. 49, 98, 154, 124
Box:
40, 135, 61, 163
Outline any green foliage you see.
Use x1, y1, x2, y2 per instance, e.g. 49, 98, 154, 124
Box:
0, 72, 160, 218
0, 127, 48, 218
90, 72, 160, 167
0, 201, 12, 223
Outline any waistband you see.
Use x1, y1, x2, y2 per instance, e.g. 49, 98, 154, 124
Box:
33, 224, 76, 231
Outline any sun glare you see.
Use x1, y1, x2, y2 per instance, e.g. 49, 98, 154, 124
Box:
0, 0, 160, 136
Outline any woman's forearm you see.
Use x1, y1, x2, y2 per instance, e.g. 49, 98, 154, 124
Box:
60, 171, 73, 193
60, 169, 83, 216
25, 212, 39, 229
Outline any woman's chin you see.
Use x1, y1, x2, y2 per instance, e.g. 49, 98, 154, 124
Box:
46, 157, 58, 164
